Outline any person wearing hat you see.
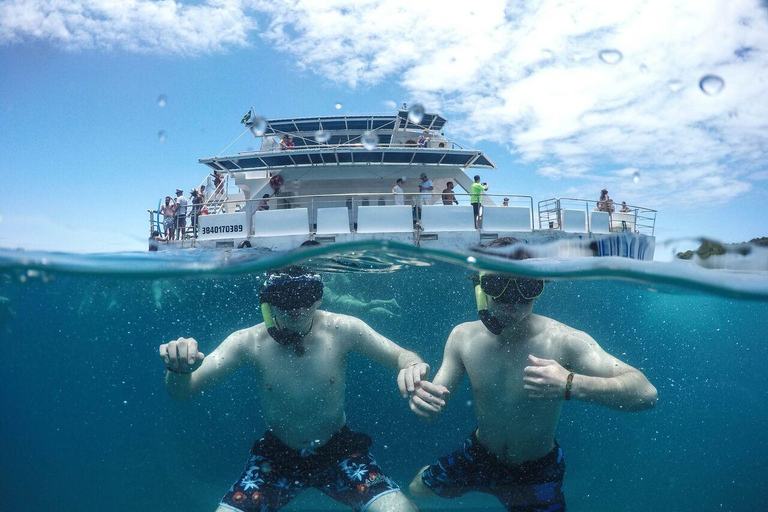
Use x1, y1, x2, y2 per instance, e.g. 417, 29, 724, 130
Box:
418, 173, 434, 206
189, 188, 204, 235
174, 188, 188, 240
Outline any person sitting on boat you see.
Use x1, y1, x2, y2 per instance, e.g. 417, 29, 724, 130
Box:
418, 173, 434, 206
392, 178, 405, 206
417, 130, 430, 148
148, 230, 167, 252
620, 201, 631, 213
212, 170, 225, 199
502, 197, 510, 207
405, 237, 658, 512
158, 267, 425, 512
597, 189, 615, 213
258, 194, 271, 211
442, 182, 459, 205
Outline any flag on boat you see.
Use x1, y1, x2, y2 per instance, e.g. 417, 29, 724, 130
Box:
241, 108, 254, 125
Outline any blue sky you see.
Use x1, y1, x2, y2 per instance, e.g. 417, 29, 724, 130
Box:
1, 1, 767, 256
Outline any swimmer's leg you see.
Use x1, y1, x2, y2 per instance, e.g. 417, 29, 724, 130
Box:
408, 465, 436, 499
367, 490, 419, 512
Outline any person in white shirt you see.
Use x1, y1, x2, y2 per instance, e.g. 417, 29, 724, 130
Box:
393, 178, 405, 206
418, 173, 434, 206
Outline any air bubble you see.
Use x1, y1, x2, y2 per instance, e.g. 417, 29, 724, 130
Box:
361, 131, 379, 150
667, 80, 684, 92
407, 103, 425, 124
157, 94, 167, 107
466, 400, 473, 407
315, 129, 331, 143
639, 64, 649, 73
633, 171, 640, 184
249, 116, 268, 136
699, 74, 725, 96
334, 102, 343, 110
466, 256, 477, 264
157, 130, 167, 143
598, 49, 623, 65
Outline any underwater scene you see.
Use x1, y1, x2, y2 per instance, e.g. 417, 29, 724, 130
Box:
1, 241, 767, 512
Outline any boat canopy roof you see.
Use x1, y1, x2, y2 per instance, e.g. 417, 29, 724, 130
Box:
264, 110, 448, 136
201, 147, 494, 171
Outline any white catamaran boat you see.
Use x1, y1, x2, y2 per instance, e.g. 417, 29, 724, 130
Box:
150, 108, 657, 259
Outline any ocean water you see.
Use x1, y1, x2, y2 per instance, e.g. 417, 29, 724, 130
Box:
1, 241, 767, 512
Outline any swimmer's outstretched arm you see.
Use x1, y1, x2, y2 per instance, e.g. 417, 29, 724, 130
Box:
408, 327, 464, 421
344, 316, 428, 399
524, 331, 658, 411
159, 329, 252, 401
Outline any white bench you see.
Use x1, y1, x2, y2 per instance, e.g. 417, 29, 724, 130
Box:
315, 207, 351, 234
589, 211, 611, 234
611, 212, 636, 232
357, 206, 413, 233
420, 205, 475, 232
253, 208, 309, 237
482, 206, 532, 231
561, 209, 587, 233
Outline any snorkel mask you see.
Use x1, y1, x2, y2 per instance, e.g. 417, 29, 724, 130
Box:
473, 272, 545, 335
260, 271, 324, 355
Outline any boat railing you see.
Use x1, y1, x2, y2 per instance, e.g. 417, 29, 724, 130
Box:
537, 197, 657, 236
245, 141, 469, 154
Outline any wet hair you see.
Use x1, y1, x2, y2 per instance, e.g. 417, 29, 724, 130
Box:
151, 230, 160, 237
483, 237, 533, 260
474, 175, 481, 182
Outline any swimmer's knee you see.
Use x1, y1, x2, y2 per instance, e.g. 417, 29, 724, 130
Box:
366, 490, 419, 512
408, 466, 435, 499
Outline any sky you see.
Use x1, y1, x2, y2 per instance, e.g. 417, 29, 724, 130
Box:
0, 0, 767, 256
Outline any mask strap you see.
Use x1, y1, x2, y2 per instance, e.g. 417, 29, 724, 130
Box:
260, 302, 307, 355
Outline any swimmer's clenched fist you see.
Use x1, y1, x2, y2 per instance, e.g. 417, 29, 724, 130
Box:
159, 337, 205, 374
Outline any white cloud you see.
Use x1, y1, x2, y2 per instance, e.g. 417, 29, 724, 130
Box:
249, 0, 768, 209
0, 0, 255, 54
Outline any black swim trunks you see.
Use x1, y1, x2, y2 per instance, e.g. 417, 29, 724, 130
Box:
220, 426, 399, 512
421, 431, 566, 512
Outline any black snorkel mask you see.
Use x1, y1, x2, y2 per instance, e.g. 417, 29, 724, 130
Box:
260, 272, 324, 355
473, 273, 545, 335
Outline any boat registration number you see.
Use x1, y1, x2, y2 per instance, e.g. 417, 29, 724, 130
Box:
201, 225, 244, 235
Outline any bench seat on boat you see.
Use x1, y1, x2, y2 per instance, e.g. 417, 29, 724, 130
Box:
482, 206, 532, 231
611, 212, 636, 232
356, 206, 413, 233
589, 211, 611, 234
253, 208, 309, 237
561, 209, 587, 233
420, 205, 475, 232
315, 207, 351, 235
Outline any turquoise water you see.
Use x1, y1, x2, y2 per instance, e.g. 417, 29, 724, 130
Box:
1, 241, 767, 512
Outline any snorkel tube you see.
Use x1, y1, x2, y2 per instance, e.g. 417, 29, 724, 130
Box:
474, 279, 505, 335
260, 300, 306, 355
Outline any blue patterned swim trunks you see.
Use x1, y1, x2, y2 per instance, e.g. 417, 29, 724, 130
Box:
421, 430, 566, 512
220, 426, 399, 512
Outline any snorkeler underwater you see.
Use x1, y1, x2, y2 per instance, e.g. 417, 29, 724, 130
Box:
2, 1, 768, 511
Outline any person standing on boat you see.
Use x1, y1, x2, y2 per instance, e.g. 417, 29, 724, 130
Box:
212, 170, 226, 200
406, 238, 658, 512
189, 189, 203, 235
418, 173, 434, 206
470, 175, 489, 228
392, 178, 405, 206
160, 196, 176, 240
441, 182, 459, 205
417, 130, 430, 148
159, 268, 424, 512
174, 189, 188, 240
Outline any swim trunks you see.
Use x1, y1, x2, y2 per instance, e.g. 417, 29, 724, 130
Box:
220, 426, 399, 512
421, 431, 566, 512
163, 217, 174, 230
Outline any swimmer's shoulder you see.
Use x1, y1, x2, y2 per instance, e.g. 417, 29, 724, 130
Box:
447, 320, 492, 352
530, 314, 595, 350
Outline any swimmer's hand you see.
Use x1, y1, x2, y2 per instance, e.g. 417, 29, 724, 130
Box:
159, 337, 205, 374
523, 355, 569, 399
398, 362, 431, 398
408, 381, 450, 420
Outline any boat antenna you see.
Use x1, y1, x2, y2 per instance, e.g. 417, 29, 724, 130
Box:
402, 102, 407, 110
